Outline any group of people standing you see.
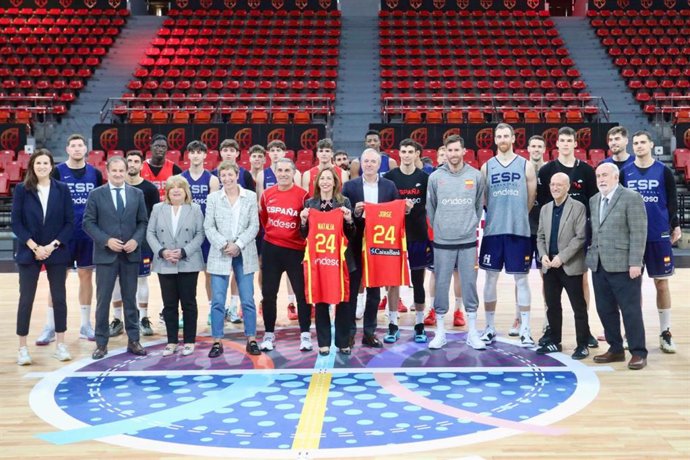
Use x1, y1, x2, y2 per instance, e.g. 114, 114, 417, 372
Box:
12, 126, 680, 371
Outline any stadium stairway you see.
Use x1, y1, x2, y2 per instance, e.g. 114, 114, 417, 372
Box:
331, 0, 380, 155
552, 17, 654, 138
42, 15, 165, 159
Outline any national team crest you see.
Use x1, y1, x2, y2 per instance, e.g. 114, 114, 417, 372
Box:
503, 0, 516, 9
319, 0, 332, 9
410, 0, 423, 9
267, 128, 286, 142
386, 0, 400, 9
108, 0, 122, 8
132, 128, 151, 152
683, 128, 690, 148
433, 0, 446, 9
224, 0, 237, 7
664, 0, 676, 8
100, 128, 120, 152
576, 128, 592, 149
0, 127, 20, 151
464, 179, 475, 190
248, 0, 260, 9
272, 0, 284, 9
379, 128, 396, 151
526, 0, 539, 8
475, 128, 494, 149
480, 0, 493, 9
167, 128, 187, 152
456, 0, 469, 8
443, 128, 461, 142
176, 0, 189, 9
84, 0, 97, 8
200, 0, 213, 8
200, 128, 219, 150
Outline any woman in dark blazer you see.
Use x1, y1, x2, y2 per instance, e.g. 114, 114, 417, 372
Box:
12, 149, 74, 365
146, 175, 205, 357
299, 167, 356, 355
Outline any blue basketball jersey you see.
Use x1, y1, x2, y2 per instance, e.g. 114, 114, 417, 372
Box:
621, 161, 670, 242
181, 169, 212, 214
602, 154, 635, 170
263, 167, 277, 189
484, 155, 530, 237
56, 163, 99, 240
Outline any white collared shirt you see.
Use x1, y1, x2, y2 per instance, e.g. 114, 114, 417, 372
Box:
108, 182, 126, 210
362, 174, 379, 204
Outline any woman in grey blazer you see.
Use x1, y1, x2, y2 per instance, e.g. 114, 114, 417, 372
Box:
204, 161, 260, 358
147, 175, 205, 357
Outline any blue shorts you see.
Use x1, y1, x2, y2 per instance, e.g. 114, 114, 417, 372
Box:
139, 249, 153, 277
68, 238, 94, 269
479, 234, 532, 274
407, 239, 433, 270
530, 234, 542, 269
643, 240, 674, 278
201, 238, 210, 264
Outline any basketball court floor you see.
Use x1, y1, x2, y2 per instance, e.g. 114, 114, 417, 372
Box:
3, 269, 689, 459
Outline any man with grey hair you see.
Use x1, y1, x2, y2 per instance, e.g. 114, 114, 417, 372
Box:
588, 162, 648, 370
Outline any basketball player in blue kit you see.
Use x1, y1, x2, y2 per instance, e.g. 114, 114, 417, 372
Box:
181, 140, 220, 325
37, 134, 102, 345
479, 124, 538, 347
621, 131, 681, 353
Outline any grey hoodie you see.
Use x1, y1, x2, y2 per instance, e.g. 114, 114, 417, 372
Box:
426, 163, 485, 247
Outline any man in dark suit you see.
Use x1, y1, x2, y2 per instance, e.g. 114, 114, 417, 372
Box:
342, 148, 401, 348
587, 163, 648, 370
83, 156, 149, 359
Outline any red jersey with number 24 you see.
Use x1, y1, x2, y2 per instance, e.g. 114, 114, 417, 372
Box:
304, 209, 350, 304
363, 200, 410, 288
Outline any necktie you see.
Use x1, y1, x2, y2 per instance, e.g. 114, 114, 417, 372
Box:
600, 197, 608, 224
116, 188, 125, 216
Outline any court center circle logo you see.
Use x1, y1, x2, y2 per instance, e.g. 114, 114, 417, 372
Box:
31, 328, 599, 458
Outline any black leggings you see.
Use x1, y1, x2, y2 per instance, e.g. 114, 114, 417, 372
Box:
410, 268, 426, 305
261, 241, 310, 333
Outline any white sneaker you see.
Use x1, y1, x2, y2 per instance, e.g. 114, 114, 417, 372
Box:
466, 330, 487, 350
182, 344, 195, 356
520, 329, 536, 347
53, 343, 72, 362
35, 326, 56, 346
162, 344, 178, 357
299, 332, 313, 352
508, 318, 520, 337
428, 332, 447, 349
79, 324, 95, 341
480, 326, 497, 344
355, 296, 365, 319
260, 333, 275, 351
660, 330, 676, 354
17, 346, 32, 365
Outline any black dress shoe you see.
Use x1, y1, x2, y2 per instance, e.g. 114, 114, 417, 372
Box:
127, 340, 147, 356
318, 347, 330, 356
338, 347, 351, 355
92, 345, 108, 360
208, 342, 223, 358
587, 335, 599, 348
571, 345, 590, 360
362, 334, 383, 348
245, 340, 261, 356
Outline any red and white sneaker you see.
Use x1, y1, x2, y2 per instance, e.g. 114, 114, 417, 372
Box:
378, 297, 387, 311
423, 308, 436, 326
287, 303, 298, 321
453, 309, 466, 327
397, 299, 408, 313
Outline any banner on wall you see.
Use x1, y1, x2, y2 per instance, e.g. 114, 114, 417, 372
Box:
0, 125, 28, 153
369, 123, 617, 152
675, 124, 690, 150
379, 0, 545, 11
92, 124, 326, 152
0, 0, 126, 9
170, 0, 337, 11
587, 0, 685, 10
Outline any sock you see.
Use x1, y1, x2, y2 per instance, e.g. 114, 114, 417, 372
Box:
46, 306, 55, 330
467, 311, 477, 333
138, 307, 148, 319
515, 303, 520, 319
416, 310, 424, 324
287, 294, 296, 304
113, 306, 123, 321
429, 297, 435, 311
455, 297, 464, 311
80, 305, 91, 328
436, 314, 446, 334
357, 293, 365, 308
389, 311, 399, 326
519, 310, 531, 333
486, 311, 496, 329
658, 309, 671, 333
231, 295, 240, 309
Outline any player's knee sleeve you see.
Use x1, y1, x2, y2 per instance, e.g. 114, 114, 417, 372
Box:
483, 271, 499, 303
514, 274, 531, 307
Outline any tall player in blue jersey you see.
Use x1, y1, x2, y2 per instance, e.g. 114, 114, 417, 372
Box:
36, 134, 103, 345
181, 140, 220, 324
479, 123, 537, 347
621, 131, 681, 353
